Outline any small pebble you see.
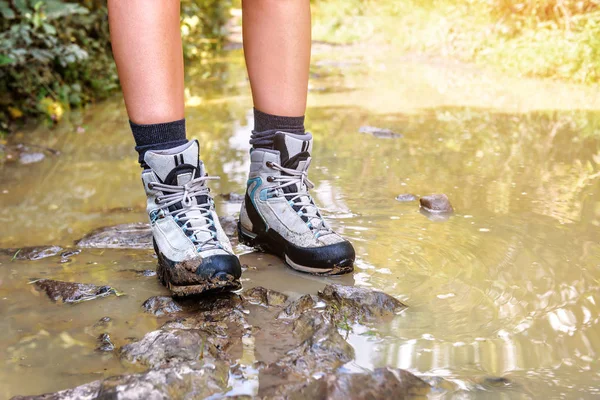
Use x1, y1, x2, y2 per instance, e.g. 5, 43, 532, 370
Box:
395, 193, 417, 202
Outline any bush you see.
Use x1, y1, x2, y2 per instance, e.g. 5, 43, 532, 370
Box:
0, 0, 232, 134
0, 0, 117, 131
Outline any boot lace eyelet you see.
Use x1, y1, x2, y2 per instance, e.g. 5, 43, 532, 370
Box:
266, 161, 273, 168
148, 183, 154, 190
155, 197, 161, 204
267, 176, 274, 182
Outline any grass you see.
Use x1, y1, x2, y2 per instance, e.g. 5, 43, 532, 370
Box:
311, 0, 600, 84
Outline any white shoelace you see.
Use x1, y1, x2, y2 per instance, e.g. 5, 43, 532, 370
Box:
268, 161, 332, 238
150, 175, 222, 251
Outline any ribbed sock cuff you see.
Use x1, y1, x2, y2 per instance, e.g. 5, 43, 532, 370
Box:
252, 108, 305, 148
253, 108, 305, 134
130, 118, 188, 167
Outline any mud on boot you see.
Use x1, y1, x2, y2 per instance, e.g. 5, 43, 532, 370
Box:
142, 140, 242, 296
239, 132, 355, 275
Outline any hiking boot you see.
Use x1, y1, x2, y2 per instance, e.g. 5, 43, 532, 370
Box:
238, 132, 355, 275
142, 140, 242, 296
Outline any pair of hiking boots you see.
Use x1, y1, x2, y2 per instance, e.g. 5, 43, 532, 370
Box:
142, 131, 355, 296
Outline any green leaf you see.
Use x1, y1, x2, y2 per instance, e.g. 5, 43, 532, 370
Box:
0, 0, 16, 19
0, 54, 15, 66
42, 23, 56, 35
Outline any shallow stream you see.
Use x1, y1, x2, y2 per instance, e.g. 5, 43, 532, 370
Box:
1, 45, 600, 399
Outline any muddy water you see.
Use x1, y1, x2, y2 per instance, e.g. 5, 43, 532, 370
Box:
1, 44, 600, 399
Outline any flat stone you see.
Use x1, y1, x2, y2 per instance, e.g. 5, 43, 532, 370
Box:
242, 286, 288, 307
76, 217, 237, 250
395, 193, 417, 202
75, 222, 153, 249
11, 362, 230, 400
358, 126, 403, 139
1, 246, 63, 261
419, 194, 453, 213
319, 284, 407, 321
32, 279, 123, 304
142, 296, 183, 317
121, 328, 222, 368
19, 152, 45, 164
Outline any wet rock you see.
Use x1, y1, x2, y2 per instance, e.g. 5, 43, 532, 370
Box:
93, 316, 112, 328
96, 333, 115, 352
242, 286, 288, 307
358, 126, 402, 139
1, 246, 63, 261
219, 215, 238, 238
76, 217, 237, 249
277, 294, 317, 320
318, 284, 407, 321
120, 328, 222, 368
220, 192, 245, 202
395, 193, 417, 202
479, 376, 518, 390
19, 152, 45, 164
142, 296, 183, 316
136, 269, 156, 277
260, 315, 355, 395
419, 194, 453, 214
75, 222, 153, 249
32, 279, 123, 304
12, 362, 230, 400
59, 249, 80, 263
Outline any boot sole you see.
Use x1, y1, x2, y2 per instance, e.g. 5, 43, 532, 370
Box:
154, 242, 241, 297
237, 222, 353, 276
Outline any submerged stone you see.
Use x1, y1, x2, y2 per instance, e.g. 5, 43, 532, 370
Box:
219, 192, 245, 202
242, 286, 288, 307
419, 194, 453, 214
358, 126, 403, 139
395, 193, 418, 202
277, 294, 316, 320
142, 296, 183, 316
219, 215, 238, 238
19, 152, 45, 164
319, 284, 407, 321
32, 279, 123, 304
93, 316, 112, 328
1, 246, 63, 261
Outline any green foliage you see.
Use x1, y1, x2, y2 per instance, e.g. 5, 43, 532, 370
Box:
0, 0, 117, 131
0, 0, 232, 133
181, 0, 232, 59
312, 0, 600, 84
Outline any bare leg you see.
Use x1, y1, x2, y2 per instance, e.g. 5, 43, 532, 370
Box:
108, 0, 184, 124
242, 0, 311, 117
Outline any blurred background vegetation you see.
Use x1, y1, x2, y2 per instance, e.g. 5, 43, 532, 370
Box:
0, 0, 231, 134
1, 0, 599, 134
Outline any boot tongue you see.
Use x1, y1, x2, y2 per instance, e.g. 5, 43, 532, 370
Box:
272, 131, 313, 170
144, 140, 201, 184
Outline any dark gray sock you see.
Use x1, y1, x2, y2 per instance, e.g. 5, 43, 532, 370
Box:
250, 108, 305, 149
130, 118, 188, 168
